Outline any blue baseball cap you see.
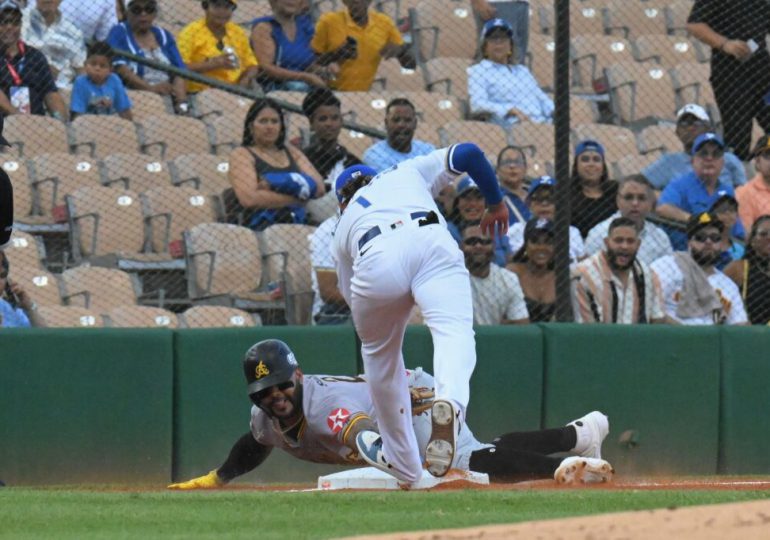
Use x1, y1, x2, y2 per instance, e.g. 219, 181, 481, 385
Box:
456, 176, 481, 197
481, 18, 513, 40
575, 139, 605, 158
335, 164, 377, 203
527, 175, 555, 199
691, 132, 725, 155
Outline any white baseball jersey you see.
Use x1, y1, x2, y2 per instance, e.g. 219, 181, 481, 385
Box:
650, 255, 748, 325
248, 371, 489, 470
309, 216, 338, 320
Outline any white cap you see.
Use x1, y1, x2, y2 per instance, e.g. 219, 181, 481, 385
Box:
676, 103, 710, 123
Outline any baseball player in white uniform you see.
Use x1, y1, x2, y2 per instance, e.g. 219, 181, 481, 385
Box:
330, 144, 510, 485
168, 340, 614, 489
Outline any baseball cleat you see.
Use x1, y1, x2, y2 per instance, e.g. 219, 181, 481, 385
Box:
554, 456, 615, 485
568, 411, 609, 459
425, 399, 459, 477
355, 430, 393, 475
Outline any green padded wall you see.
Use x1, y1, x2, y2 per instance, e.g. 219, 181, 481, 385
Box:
542, 324, 721, 475
172, 326, 357, 483
0, 329, 174, 485
719, 327, 770, 474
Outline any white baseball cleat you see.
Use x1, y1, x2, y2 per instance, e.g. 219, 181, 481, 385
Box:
567, 411, 609, 459
554, 456, 615, 485
355, 430, 393, 476
425, 399, 459, 477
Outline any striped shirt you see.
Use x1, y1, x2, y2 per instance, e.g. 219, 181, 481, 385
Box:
571, 251, 664, 324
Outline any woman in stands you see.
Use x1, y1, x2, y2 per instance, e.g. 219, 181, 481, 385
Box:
467, 18, 553, 128
496, 145, 531, 226
724, 215, 770, 325
507, 218, 556, 322
569, 139, 618, 238
251, 0, 328, 92
228, 98, 324, 230
107, 0, 189, 113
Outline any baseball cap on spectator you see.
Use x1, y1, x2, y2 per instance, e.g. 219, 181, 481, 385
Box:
686, 211, 724, 239
523, 217, 554, 242
456, 177, 481, 197
481, 18, 513, 40
751, 134, 770, 158
691, 133, 725, 155
710, 190, 738, 212
574, 139, 605, 158
676, 103, 710, 123
527, 175, 555, 199
0, 0, 21, 12
335, 164, 377, 202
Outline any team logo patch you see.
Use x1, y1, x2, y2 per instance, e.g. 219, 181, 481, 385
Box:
255, 361, 270, 379
327, 408, 351, 434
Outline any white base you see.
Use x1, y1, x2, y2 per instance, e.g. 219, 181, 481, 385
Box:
317, 467, 489, 490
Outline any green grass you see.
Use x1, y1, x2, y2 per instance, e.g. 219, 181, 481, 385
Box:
2, 488, 769, 539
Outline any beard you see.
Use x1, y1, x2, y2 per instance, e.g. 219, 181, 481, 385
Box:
691, 246, 721, 267
606, 247, 636, 271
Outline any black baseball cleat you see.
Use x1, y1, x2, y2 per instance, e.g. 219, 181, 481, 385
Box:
425, 399, 459, 477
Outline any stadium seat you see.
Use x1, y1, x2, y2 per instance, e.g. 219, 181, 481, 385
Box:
140, 115, 212, 160
3, 159, 39, 224
337, 92, 390, 129
440, 120, 509, 159
207, 113, 243, 156
180, 305, 262, 328
538, 0, 605, 37
141, 185, 219, 254
29, 153, 101, 219
371, 58, 426, 92
338, 128, 377, 160
101, 153, 174, 193
570, 34, 635, 90
231, 0, 273, 25
602, 0, 668, 39
70, 115, 141, 158
60, 266, 140, 310
36, 305, 104, 327
573, 123, 641, 163
633, 34, 700, 68
3, 115, 68, 157
194, 87, 252, 121
3, 231, 45, 270
284, 111, 310, 147
375, 0, 421, 25
611, 153, 659, 179
605, 61, 678, 125
527, 33, 556, 90
259, 223, 316, 325
10, 264, 61, 306
126, 90, 172, 120
665, 0, 695, 36
422, 57, 472, 100
171, 153, 231, 195
509, 123, 555, 160
571, 95, 599, 125
669, 62, 718, 119
409, 0, 477, 61
637, 124, 683, 155
401, 91, 463, 127
104, 305, 179, 328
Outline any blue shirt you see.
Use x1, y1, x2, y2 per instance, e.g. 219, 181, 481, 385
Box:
252, 14, 316, 72
642, 151, 746, 190
363, 140, 436, 172
502, 188, 531, 225
70, 73, 132, 115
0, 298, 31, 327
467, 59, 554, 128
106, 23, 186, 77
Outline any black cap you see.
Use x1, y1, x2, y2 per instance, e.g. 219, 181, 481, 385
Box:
523, 217, 554, 242
686, 212, 724, 239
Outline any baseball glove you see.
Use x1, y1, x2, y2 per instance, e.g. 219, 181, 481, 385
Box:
410, 386, 435, 415
167, 470, 225, 490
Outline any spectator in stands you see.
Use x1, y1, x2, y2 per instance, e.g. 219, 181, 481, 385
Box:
310, 214, 350, 325
507, 218, 555, 322
227, 97, 324, 230
461, 221, 529, 325
687, 0, 770, 161
572, 216, 667, 324
642, 104, 745, 191
467, 18, 552, 128
251, 0, 327, 92
362, 98, 434, 171
507, 175, 585, 262
177, 0, 260, 93
448, 177, 511, 267
310, 0, 414, 92
736, 134, 770, 231
651, 212, 748, 325
497, 145, 531, 225
724, 214, 770, 325
29, 0, 117, 42
0, 0, 67, 119
584, 175, 672, 265
657, 133, 745, 250
470, 0, 529, 64
107, 0, 189, 114
710, 192, 744, 270
21, 0, 85, 90
570, 140, 617, 239
70, 41, 132, 119
0, 251, 46, 327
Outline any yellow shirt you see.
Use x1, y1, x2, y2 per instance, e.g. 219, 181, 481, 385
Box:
177, 18, 258, 93
311, 9, 403, 91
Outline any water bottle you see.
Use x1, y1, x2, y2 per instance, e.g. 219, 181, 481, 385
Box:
223, 46, 239, 69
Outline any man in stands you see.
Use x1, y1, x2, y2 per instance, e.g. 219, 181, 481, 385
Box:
362, 98, 435, 171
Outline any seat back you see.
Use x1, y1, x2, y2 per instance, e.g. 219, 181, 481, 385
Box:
140, 115, 212, 159
538, 0, 604, 36
105, 305, 178, 328
101, 153, 174, 193
573, 123, 640, 164
665, 0, 695, 36
422, 57, 472, 100
3, 158, 34, 220
637, 124, 683, 155
570, 34, 634, 88
372, 58, 425, 92
181, 305, 260, 328
142, 185, 218, 253
10, 264, 61, 306
207, 114, 243, 156
633, 34, 699, 68
603, 0, 668, 39
126, 90, 171, 121
605, 61, 678, 124
509, 123, 556, 160
194, 88, 252, 120
70, 115, 141, 158
611, 153, 659, 179
440, 121, 509, 158
171, 153, 231, 195
409, 0, 477, 61
527, 33, 556, 90
60, 265, 138, 309
3, 115, 68, 156
30, 153, 101, 217
4, 231, 44, 269
36, 306, 104, 327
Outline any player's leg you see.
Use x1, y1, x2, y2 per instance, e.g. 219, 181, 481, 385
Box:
468, 446, 562, 482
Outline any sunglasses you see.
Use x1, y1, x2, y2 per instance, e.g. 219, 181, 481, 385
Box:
693, 232, 722, 243
620, 193, 648, 202
695, 148, 724, 159
463, 237, 493, 246
578, 154, 603, 163
530, 195, 553, 204
129, 3, 158, 15
499, 158, 525, 167
678, 118, 708, 128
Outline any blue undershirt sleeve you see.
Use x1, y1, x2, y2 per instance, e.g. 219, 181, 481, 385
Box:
447, 143, 503, 205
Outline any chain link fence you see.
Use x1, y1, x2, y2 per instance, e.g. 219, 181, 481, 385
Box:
3, 0, 768, 328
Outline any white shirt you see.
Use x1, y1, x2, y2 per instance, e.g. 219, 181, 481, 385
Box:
309, 216, 338, 320
29, 0, 117, 41
469, 264, 528, 324
21, 7, 86, 90
507, 221, 585, 262
650, 255, 748, 325
584, 213, 673, 266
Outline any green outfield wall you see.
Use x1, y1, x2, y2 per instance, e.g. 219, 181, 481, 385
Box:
0, 325, 767, 485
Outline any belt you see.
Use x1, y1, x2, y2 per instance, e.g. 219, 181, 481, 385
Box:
357, 211, 439, 252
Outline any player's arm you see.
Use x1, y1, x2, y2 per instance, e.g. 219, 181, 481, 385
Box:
167, 433, 272, 489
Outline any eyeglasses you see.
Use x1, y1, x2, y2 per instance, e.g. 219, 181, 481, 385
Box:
499, 158, 525, 167
695, 148, 724, 159
578, 154, 603, 163
693, 232, 722, 243
463, 237, 493, 246
129, 3, 158, 15
529, 196, 553, 204
620, 193, 648, 202
678, 118, 708, 128
753, 230, 770, 239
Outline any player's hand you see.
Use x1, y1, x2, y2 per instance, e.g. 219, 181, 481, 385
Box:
722, 39, 751, 60
167, 470, 225, 490
480, 202, 509, 236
